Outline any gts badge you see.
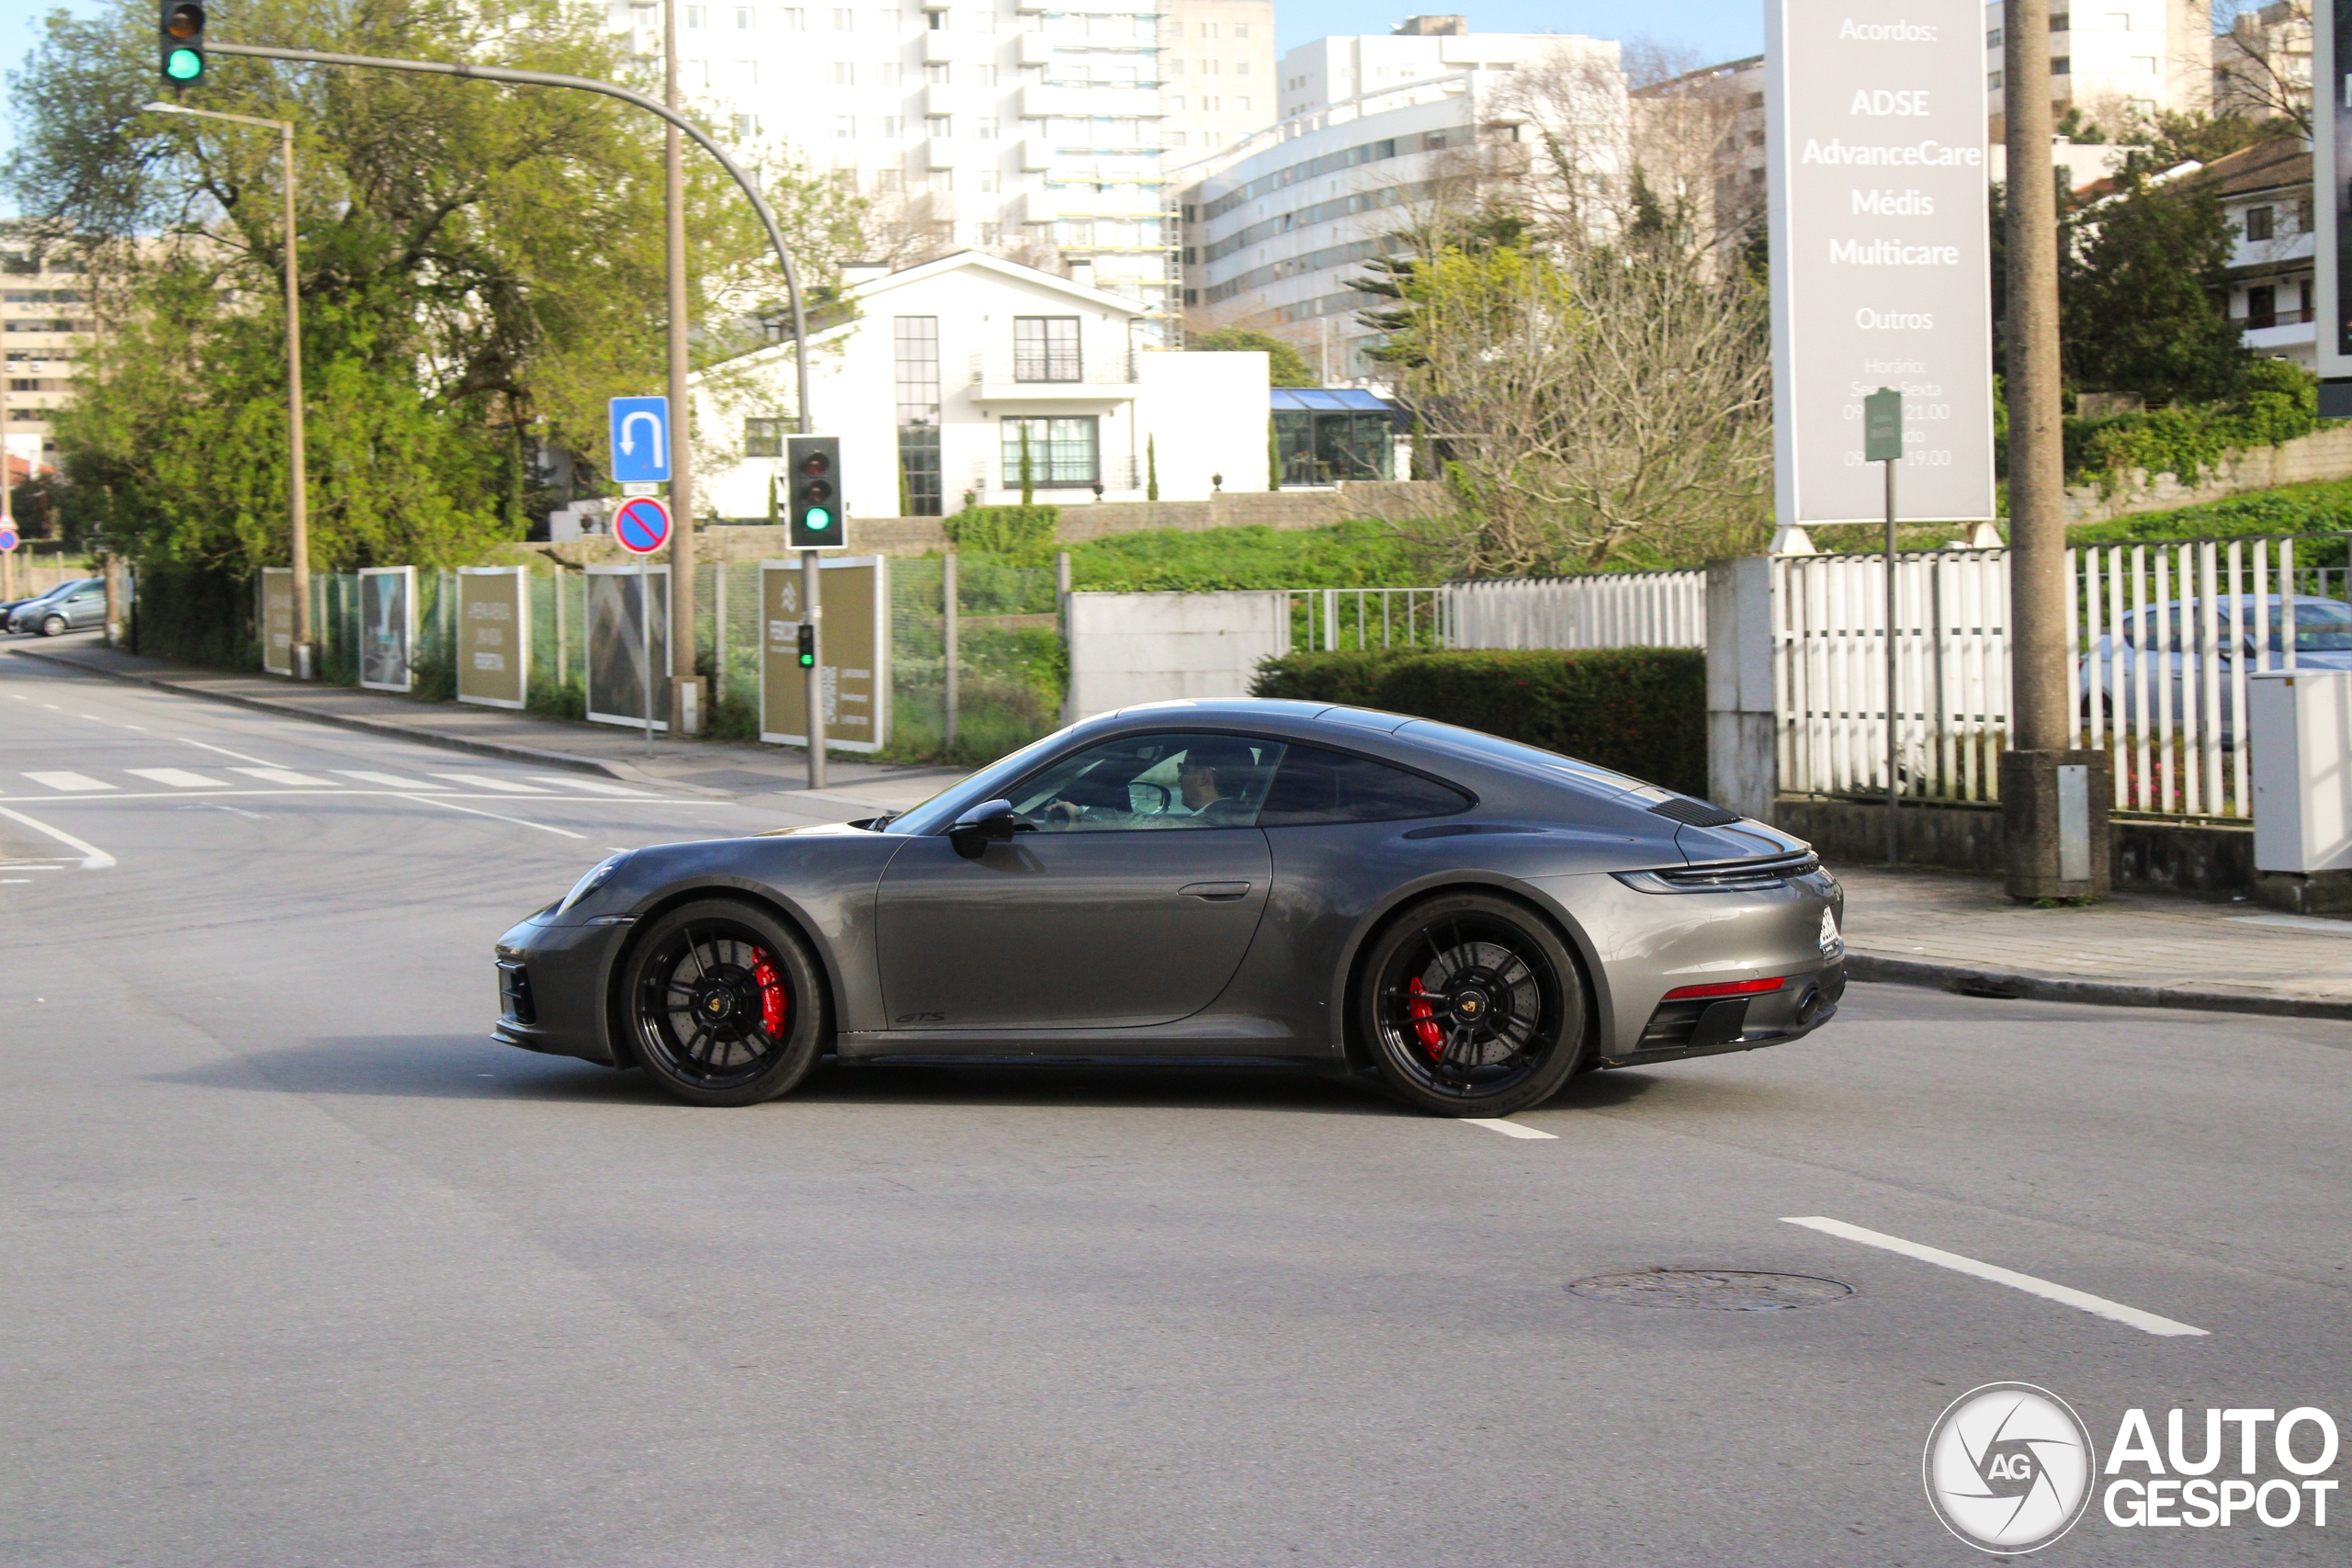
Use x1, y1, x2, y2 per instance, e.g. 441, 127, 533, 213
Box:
895, 1011, 946, 1024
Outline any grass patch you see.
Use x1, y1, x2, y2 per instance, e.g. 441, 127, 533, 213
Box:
1065, 519, 1438, 591
2068, 479, 2352, 562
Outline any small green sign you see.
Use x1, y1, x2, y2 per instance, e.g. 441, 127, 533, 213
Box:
1864, 387, 1904, 462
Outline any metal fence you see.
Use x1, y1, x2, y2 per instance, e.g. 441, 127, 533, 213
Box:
2068, 537, 2347, 818
1291, 586, 1448, 651
1444, 570, 1706, 651
1773, 548, 2013, 805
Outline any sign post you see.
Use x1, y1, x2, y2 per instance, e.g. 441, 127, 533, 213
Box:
0, 522, 17, 604
615, 494, 674, 756
1865, 386, 1904, 863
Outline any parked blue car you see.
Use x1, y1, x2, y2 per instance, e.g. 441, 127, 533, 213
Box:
5, 578, 104, 637
2078, 593, 2352, 741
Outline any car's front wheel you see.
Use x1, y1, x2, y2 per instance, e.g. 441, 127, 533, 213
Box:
40, 614, 66, 637
1357, 892, 1588, 1118
620, 898, 829, 1107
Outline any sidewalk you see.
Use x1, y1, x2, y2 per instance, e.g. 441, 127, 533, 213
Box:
5, 635, 965, 816
1835, 863, 2352, 1021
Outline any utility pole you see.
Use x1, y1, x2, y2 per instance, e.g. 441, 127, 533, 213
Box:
663, 0, 699, 735
145, 102, 309, 677
2000, 0, 2108, 897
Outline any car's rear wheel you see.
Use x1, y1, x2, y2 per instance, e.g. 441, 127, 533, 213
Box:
1357, 892, 1588, 1118
40, 614, 65, 637
621, 898, 828, 1107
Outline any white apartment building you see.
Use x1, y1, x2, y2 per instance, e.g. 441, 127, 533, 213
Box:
1158, 0, 1274, 157
692, 250, 1271, 518
2211, 0, 2311, 125
1174, 19, 1623, 381
610, 0, 1260, 328
0, 245, 93, 484
1983, 0, 2211, 137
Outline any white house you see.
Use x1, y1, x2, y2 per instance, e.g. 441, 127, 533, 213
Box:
693, 249, 1270, 521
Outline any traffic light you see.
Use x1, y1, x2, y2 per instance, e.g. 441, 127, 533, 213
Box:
796, 622, 817, 669
786, 434, 843, 549
158, 1, 205, 85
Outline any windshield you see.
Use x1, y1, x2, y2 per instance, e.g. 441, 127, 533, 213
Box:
877, 726, 1079, 834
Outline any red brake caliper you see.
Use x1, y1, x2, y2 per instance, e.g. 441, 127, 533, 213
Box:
750, 948, 788, 1037
1407, 976, 1443, 1058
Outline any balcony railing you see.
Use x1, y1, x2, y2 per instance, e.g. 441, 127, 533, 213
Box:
2237, 306, 2314, 330
967, 350, 1138, 387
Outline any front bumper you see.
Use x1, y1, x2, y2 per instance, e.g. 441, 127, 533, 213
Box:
492, 913, 630, 1066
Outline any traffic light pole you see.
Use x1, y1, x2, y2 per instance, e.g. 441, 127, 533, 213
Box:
803, 548, 823, 790
202, 41, 815, 493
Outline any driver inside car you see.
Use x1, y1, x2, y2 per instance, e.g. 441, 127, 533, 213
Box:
1030, 737, 1276, 829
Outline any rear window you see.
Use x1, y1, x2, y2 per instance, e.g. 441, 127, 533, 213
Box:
1393, 719, 1648, 796
1258, 745, 1472, 826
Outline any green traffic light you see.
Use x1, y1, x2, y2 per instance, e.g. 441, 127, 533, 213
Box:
165, 45, 202, 80
804, 507, 833, 532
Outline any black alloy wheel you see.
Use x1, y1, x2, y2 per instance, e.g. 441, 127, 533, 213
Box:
622, 898, 828, 1107
1358, 891, 1588, 1118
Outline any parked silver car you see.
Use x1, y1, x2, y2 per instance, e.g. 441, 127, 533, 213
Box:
5, 579, 103, 637
2078, 593, 2352, 740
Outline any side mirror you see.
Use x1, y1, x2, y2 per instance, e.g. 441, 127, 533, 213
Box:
948, 798, 1021, 858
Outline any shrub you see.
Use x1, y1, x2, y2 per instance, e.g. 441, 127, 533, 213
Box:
943, 504, 1059, 559
1252, 647, 1707, 796
2060, 360, 2326, 492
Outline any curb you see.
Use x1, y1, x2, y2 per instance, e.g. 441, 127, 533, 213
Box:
7, 646, 633, 780
1845, 952, 2352, 1022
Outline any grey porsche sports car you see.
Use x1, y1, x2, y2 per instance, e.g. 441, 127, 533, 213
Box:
494, 699, 1845, 1116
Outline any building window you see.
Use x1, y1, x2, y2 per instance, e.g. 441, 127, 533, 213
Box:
877, 115, 902, 137
1168, 128, 1187, 146
734, 6, 755, 26
926, 115, 952, 138
1169, 58, 1184, 73
1987, 69, 2003, 90
877, 62, 900, 84
1986, 27, 2002, 46
684, 4, 707, 25
978, 221, 1001, 243
743, 417, 786, 457
2050, 56, 2070, 74
1013, 316, 1081, 380
927, 62, 951, 84
830, 6, 853, 28
927, 168, 954, 192
2245, 205, 2275, 242
832, 62, 855, 85
978, 170, 997, 191
1198, 21, 1216, 38
1233, 20, 1249, 37
1001, 416, 1099, 487
875, 167, 902, 191
976, 116, 999, 139
779, 6, 805, 27
2245, 284, 2278, 328
832, 114, 856, 138
1236, 96, 1250, 112
894, 316, 943, 516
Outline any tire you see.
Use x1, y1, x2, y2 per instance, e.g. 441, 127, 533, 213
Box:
620, 897, 829, 1107
40, 615, 65, 637
1355, 891, 1589, 1118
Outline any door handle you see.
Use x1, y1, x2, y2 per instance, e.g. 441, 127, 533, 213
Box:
1179, 881, 1252, 901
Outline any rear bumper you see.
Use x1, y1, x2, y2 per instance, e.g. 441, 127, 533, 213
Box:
1595, 963, 1845, 1069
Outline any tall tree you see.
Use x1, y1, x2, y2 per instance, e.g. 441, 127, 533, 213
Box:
5, 0, 861, 571
1185, 326, 1316, 388
2059, 164, 2247, 402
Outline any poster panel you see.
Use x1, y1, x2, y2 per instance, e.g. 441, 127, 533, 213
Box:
2319, 7, 2352, 394
1767, 0, 1995, 524
358, 566, 416, 693
760, 556, 889, 752
260, 566, 294, 676
585, 563, 671, 730
456, 565, 529, 709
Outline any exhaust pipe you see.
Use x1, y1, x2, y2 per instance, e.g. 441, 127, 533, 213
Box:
1793, 984, 1824, 1025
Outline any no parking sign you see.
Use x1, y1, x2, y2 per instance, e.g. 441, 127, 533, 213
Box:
614, 496, 672, 556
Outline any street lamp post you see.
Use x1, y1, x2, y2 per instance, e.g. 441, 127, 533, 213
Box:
143, 100, 311, 680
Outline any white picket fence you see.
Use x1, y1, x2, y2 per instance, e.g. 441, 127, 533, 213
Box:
1773, 549, 2013, 804
1444, 571, 1706, 650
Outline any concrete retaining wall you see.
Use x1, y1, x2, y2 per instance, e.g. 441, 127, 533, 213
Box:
2065, 423, 2352, 525
1064, 590, 1292, 720
1775, 795, 2258, 898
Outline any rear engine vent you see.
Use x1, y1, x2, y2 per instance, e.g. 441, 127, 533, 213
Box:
1647, 795, 1743, 829
1637, 997, 1751, 1052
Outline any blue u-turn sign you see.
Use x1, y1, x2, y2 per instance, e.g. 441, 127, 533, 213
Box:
608, 397, 671, 484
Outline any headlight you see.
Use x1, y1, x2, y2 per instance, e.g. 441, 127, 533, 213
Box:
557, 851, 629, 916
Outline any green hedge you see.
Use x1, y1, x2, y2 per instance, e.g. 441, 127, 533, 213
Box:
1252, 648, 1706, 796
942, 504, 1059, 558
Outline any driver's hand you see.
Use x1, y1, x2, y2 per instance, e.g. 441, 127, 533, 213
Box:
1043, 798, 1082, 824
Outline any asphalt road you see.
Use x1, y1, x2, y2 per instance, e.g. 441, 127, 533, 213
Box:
2, 653, 2346, 1566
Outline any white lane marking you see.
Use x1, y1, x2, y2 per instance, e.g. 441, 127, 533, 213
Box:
127, 768, 227, 789
175, 736, 282, 766
425, 773, 548, 795
1781, 1216, 2209, 1337
399, 793, 585, 839
1464, 1118, 1558, 1140
0, 879, 27, 885
0, 804, 117, 869
2227, 914, 2352, 936
334, 770, 445, 790
528, 775, 651, 796
23, 772, 114, 793
229, 767, 340, 788
182, 801, 266, 820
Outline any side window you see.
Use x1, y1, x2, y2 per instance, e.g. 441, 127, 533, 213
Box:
1258, 745, 1474, 827
1006, 733, 1285, 831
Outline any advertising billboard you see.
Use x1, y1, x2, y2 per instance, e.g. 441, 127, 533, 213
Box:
2319, 6, 2352, 402
1767, 0, 1996, 525
456, 566, 529, 709
761, 557, 888, 752
357, 566, 415, 693
586, 563, 670, 731
259, 567, 294, 676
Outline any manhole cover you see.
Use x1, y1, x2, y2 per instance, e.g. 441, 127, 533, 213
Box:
1567, 1269, 1854, 1311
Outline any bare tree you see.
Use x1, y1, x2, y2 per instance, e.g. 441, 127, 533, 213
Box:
2212, 1, 2312, 134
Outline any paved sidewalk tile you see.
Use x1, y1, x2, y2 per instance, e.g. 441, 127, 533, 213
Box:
1833, 862, 2352, 1010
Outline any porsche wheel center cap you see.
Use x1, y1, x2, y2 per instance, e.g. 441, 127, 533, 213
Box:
695, 985, 738, 1023
1455, 988, 1489, 1021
